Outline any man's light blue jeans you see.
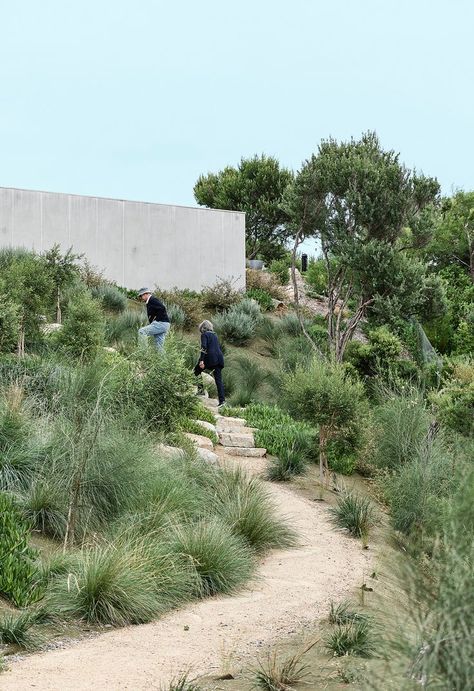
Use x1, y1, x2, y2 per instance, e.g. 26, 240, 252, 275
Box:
138, 321, 170, 350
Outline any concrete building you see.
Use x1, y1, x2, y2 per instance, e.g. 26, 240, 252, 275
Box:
0, 187, 246, 291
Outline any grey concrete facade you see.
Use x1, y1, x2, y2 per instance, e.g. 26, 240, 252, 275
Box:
0, 187, 246, 291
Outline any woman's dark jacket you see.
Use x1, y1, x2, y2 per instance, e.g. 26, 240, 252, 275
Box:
200, 331, 224, 368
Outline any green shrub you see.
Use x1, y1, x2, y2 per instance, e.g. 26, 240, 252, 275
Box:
167, 518, 255, 596
57, 291, 105, 360
329, 492, 375, 540
430, 358, 474, 437
383, 439, 459, 537
325, 621, 376, 658
268, 259, 290, 285
234, 297, 262, 322
257, 316, 283, 355
282, 358, 365, 482
201, 277, 242, 310
157, 288, 203, 329
164, 303, 186, 329
305, 257, 331, 296
0, 295, 20, 353
213, 309, 256, 346
371, 394, 431, 469
326, 435, 358, 475
246, 268, 284, 300
245, 288, 273, 311
48, 539, 161, 626
0, 493, 44, 607
91, 284, 127, 313
133, 340, 198, 432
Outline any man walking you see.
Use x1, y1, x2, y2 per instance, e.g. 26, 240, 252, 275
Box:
137, 287, 170, 350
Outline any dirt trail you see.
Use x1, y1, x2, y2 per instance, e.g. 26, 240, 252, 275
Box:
2, 455, 372, 690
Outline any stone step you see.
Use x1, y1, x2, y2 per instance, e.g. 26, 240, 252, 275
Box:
184, 433, 214, 450
193, 419, 217, 434
224, 447, 267, 458
215, 415, 247, 426
202, 397, 219, 409
216, 418, 248, 433
196, 447, 218, 465
218, 424, 254, 436
218, 431, 254, 449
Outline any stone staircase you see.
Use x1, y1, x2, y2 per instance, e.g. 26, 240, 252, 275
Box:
183, 397, 267, 462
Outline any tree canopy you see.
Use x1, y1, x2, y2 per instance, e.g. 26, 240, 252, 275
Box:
194, 154, 294, 261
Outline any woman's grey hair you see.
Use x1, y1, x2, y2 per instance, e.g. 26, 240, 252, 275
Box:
199, 320, 214, 333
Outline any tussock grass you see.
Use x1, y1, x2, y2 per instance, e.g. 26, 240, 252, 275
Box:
91, 284, 127, 313
21, 478, 67, 538
163, 674, 202, 691
208, 468, 297, 552
266, 430, 311, 481
0, 610, 42, 650
167, 518, 255, 597
254, 640, 317, 690
227, 355, 270, 407
328, 601, 368, 625
105, 308, 143, 346
329, 492, 375, 540
47, 539, 161, 626
325, 621, 376, 658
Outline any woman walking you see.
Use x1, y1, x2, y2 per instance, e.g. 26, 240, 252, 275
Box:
194, 320, 225, 408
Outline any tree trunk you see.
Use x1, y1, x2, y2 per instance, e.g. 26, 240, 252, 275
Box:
319, 425, 329, 485
17, 325, 25, 358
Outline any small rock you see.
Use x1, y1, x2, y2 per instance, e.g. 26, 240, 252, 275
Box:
194, 420, 217, 434
218, 432, 254, 448
185, 433, 214, 449
196, 447, 219, 464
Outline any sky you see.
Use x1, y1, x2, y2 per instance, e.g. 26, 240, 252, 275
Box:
1, 0, 473, 253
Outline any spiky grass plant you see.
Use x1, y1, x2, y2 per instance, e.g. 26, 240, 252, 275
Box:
0, 610, 42, 650
167, 518, 255, 597
328, 600, 368, 625
254, 640, 317, 690
325, 621, 376, 658
266, 431, 311, 481
209, 468, 297, 553
163, 673, 202, 691
227, 355, 269, 407
164, 303, 186, 329
105, 308, 143, 346
21, 478, 67, 538
329, 492, 375, 541
47, 539, 162, 626
257, 315, 283, 355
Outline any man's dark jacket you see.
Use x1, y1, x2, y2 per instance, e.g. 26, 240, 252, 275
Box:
146, 295, 169, 324
200, 331, 224, 368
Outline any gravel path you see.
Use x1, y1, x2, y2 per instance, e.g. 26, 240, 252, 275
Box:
1, 456, 372, 690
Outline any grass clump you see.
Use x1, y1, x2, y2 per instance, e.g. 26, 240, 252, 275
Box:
226, 355, 270, 407
164, 674, 202, 691
325, 620, 376, 658
105, 308, 143, 347
254, 640, 317, 690
266, 431, 311, 481
329, 492, 375, 541
165, 303, 187, 329
47, 539, 161, 626
209, 468, 297, 552
167, 518, 255, 597
329, 601, 368, 625
0, 610, 42, 650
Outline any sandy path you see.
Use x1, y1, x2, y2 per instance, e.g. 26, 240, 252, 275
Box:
2, 458, 372, 690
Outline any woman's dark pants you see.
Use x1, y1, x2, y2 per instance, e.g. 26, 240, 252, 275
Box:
194, 364, 225, 405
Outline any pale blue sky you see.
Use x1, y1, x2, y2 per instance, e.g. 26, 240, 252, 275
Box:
1, 0, 473, 218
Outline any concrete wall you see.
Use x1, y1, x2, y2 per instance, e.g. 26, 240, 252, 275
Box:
0, 187, 246, 291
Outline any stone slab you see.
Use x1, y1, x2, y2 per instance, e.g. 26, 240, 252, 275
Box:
184, 433, 214, 450
194, 420, 217, 434
155, 444, 185, 460
218, 432, 255, 448
225, 447, 267, 458
196, 447, 219, 465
